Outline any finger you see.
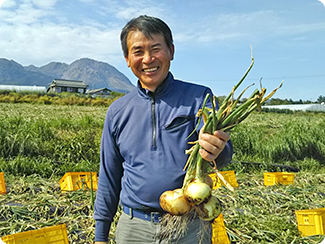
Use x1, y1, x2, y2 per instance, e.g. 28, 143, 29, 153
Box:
199, 148, 218, 162
200, 133, 226, 151
213, 130, 230, 142
199, 139, 224, 162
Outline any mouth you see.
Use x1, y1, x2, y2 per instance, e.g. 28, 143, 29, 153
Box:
143, 67, 159, 72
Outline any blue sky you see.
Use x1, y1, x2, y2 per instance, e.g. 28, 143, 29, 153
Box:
0, 0, 325, 101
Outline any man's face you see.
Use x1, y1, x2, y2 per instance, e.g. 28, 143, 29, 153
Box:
125, 31, 174, 92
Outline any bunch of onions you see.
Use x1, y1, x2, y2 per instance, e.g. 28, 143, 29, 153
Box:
159, 47, 283, 222
195, 195, 221, 221
184, 178, 211, 205
159, 188, 191, 216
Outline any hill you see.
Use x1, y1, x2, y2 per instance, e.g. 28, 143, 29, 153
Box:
0, 58, 135, 93
0, 58, 54, 86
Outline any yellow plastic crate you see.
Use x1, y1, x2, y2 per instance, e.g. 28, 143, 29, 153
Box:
263, 172, 295, 186
0, 172, 7, 195
212, 213, 230, 244
209, 170, 239, 189
59, 172, 98, 191
0, 224, 69, 244
295, 208, 325, 236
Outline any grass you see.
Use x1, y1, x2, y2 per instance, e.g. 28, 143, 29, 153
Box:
0, 102, 324, 243
0, 103, 106, 176
0, 90, 123, 106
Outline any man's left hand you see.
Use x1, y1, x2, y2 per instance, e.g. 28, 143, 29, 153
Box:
198, 130, 230, 162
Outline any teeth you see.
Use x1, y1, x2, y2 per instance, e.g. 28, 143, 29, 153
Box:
143, 67, 158, 72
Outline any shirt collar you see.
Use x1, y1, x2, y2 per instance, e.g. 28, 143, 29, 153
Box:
137, 72, 174, 98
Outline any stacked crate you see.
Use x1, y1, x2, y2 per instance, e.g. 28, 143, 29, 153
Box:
295, 208, 325, 237
1, 224, 69, 244
0, 172, 7, 194
263, 172, 295, 186
209, 170, 239, 190
59, 172, 98, 191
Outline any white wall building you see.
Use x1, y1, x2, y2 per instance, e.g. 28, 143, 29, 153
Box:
0, 85, 46, 92
263, 104, 325, 112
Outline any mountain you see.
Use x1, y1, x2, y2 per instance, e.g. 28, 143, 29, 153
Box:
0, 58, 54, 86
0, 58, 135, 93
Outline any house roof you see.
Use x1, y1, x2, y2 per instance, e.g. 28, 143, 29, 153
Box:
263, 104, 325, 112
87, 88, 111, 94
48, 79, 88, 88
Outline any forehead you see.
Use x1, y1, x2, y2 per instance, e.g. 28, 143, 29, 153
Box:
127, 31, 166, 49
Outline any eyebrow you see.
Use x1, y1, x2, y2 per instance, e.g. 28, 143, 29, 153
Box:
130, 43, 162, 51
151, 43, 162, 48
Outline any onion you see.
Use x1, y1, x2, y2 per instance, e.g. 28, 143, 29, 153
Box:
204, 174, 213, 189
184, 179, 211, 205
159, 188, 192, 216
196, 195, 222, 221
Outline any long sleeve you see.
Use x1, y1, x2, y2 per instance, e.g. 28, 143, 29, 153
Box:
93, 73, 234, 241
215, 139, 233, 169
93, 108, 124, 242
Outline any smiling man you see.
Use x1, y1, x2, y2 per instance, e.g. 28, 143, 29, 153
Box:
93, 15, 233, 244
125, 30, 174, 91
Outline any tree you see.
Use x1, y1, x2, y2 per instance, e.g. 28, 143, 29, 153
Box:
317, 95, 325, 103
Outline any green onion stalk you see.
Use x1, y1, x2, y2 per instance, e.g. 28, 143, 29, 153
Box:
159, 47, 283, 222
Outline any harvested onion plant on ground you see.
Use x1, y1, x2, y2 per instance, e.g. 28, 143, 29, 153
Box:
1, 171, 324, 243
0, 174, 96, 243
1, 102, 325, 243
158, 49, 283, 241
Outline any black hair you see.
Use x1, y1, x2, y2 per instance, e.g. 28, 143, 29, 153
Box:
120, 15, 173, 57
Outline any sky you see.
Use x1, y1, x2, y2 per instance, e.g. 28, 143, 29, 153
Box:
0, 0, 325, 101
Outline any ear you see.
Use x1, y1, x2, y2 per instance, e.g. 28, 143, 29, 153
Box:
125, 56, 130, 67
169, 44, 175, 61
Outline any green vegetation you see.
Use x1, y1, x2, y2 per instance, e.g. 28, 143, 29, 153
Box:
230, 112, 325, 166
0, 101, 324, 243
0, 90, 124, 106
0, 103, 106, 176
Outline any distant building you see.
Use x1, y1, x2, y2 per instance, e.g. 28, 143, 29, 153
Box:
87, 88, 112, 98
0, 85, 46, 92
263, 104, 325, 112
47, 79, 88, 94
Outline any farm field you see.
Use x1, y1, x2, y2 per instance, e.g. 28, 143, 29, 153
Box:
0, 102, 324, 243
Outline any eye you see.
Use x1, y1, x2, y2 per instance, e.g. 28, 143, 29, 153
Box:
152, 47, 160, 53
133, 50, 143, 56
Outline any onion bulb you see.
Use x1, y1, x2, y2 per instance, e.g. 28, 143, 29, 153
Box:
204, 174, 214, 189
159, 188, 192, 216
184, 179, 212, 205
196, 195, 222, 221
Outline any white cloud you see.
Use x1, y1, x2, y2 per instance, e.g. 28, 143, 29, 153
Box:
173, 10, 325, 45
76, 0, 96, 2
1, 1, 54, 24
0, 0, 127, 66
0, 0, 8, 7
1, 0, 324, 86
115, 7, 140, 21
31, 0, 58, 9
114, 0, 168, 21
0, 21, 123, 66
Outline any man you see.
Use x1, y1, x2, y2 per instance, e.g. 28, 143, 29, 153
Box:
94, 15, 233, 244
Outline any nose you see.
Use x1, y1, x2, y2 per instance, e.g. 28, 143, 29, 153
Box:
143, 51, 154, 63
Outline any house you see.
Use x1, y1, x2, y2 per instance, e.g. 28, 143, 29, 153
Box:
47, 79, 88, 94
87, 88, 112, 98
0, 85, 47, 92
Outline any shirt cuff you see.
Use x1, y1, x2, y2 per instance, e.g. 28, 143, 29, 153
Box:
216, 139, 233, 169
94, 220, 111, 242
